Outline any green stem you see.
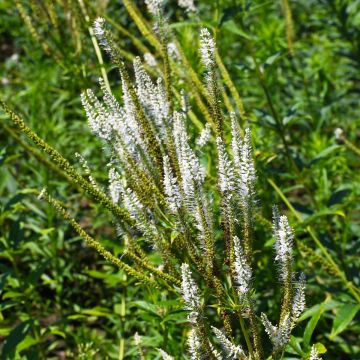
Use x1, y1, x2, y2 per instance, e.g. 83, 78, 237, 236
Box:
343, 137, 360, 157
246, 42, 298, 174
103, 14, 150, 55
122, 0, 163, 54
78, 0, 111, 93
215, 49, 246, 120
281, 0, 295, 55
239, 315, 255, 359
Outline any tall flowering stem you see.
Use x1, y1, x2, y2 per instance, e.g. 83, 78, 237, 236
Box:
260, 210, 306, 356
92, 18, 164, 172
231, 118, 256, 264
200, 28, 224, 138
273, 208, 294, 323
181, 263, 216, 358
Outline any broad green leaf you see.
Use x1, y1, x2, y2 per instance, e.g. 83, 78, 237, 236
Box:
222, 20, 252, 40
288, 335, 303, 355
156, 299, 182, 307
329, 303, 360, 340
264, 52, 282, 68
162, 310, 188, 323
0, 327, 12, 337
131, 301, 162, 317
16, 335, 38, 353
0, 300, 17, 312
0, 320, 33, 360
300, 209, 345, 226
299, 299, 341, 322
303, 300, 326, 351
313, 343, 327, 354
327, 189, 351, 207
44, 326, 66, 339
2, 291, 23, 300
169, 21, 207, 29
0, 273, 10, 292
309, 145, 341, 166
86, 270, 109, 279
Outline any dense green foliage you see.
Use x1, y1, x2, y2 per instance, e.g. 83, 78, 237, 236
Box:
1, 0, 360, 359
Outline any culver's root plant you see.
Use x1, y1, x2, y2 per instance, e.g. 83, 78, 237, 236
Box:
1, 2, 331, 359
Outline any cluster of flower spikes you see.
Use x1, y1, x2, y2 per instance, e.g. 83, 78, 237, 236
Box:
85, 14, 310, 360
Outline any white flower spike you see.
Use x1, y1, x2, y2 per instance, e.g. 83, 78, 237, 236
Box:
211, 326, 247, 359
233, 236, 252, 297
178, 0, 197, 12
199, 28, 215, 68
181, 263, 201, 323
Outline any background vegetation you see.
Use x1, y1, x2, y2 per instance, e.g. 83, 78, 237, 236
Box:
0, 0, 359, 358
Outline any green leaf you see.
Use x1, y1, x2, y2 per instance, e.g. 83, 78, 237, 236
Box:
329, 303, 360, 340
2, 291, 24, 300
0, 147, 8, 166
81, 306, 111, 317
299, 209, 345, 227
67, 314, 87, 320
309, 145, 341, 166
222, 20, 252, 40
0, 327, 12, 337
16, 335, 38, 353
1, 320, 33, 360
162, 310, 188, 323
303, 300, 326, 352
0, 300, 17, 312
46, 326, 66, 339
264, 52, 282, 68
219, 6, 245, 25
298, 299, 341, 322
131, 301, 161, 318
288, 335, 303, 355
313, 343, 327, 354
327, 189, 351, 207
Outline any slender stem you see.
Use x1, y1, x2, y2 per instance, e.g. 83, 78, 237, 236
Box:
175, 38, 208, 98
343, 137, 360, 157
118, 338, 125, 360
122, 0, 163, 54
239, 315, 255, 359
118, 290, 126, 360
78, 0, 111, 93
162, 323, 169, 349
246, 42, 298, 174
281, 0, 295, 55
209, 66, 224, 138
248, 307, 264, 359
103, 14, 150, 55
279, 257, 293, 322
125, 249, 181, 287
159, 17, 173, 114
215, 49, 246, 120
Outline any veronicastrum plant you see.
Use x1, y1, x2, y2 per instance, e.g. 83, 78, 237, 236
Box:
81, 19, 308, 357
0, 1, 331, 359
